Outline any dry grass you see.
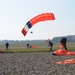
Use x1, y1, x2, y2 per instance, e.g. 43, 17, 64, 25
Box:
0, 42, 75, 53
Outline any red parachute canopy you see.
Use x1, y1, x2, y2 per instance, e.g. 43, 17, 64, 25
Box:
31, 46, 36, 48
52, 49, 75, 56
53, 50, 75, 64
30, 13, 55, 26
22, 12, 55, 36
53, 59, 75, 64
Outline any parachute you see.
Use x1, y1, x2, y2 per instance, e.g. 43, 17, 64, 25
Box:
52, 49, 75, 56
52, 49, 75, 64
22, 12, 55, 36
53, 59, 75, 64
31, 46, 36, 48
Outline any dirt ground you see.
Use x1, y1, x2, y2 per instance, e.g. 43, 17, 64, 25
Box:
0, 52, 75, 75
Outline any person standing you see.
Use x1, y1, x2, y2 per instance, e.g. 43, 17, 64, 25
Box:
60, 37, 67, 50
5, 42, 9, 50
46, 39, 53, 52
48, 40, 53, 52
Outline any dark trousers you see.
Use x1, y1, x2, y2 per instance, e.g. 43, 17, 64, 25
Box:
49, 46, 53, 52
6, 46, 8, 50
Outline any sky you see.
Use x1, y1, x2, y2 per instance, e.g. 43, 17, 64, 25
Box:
0, 0, 75, 40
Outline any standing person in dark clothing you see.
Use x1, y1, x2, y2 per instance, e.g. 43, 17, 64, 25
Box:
5, 42, 9, 50
46, 39, 53, 52
48, 40, 53, 52
60, 37, 67, 50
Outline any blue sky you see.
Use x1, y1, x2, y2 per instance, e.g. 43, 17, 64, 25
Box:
0, 0, 75, 40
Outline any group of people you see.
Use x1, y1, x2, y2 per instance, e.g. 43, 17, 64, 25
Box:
4, 38, 67, 51
47, 37, 67, 52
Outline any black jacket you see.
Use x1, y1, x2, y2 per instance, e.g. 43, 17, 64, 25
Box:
48, 41, 53, 46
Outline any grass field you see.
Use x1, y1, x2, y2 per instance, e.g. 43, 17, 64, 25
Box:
0, 42, 75, 53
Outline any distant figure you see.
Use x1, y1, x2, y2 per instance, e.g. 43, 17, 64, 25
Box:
60, 37, 67, 50
30, 31, 33, 33
27, 43, 32, 48
5, 42, 9, 50
48, 39, 53, 52
27, 43, 29, 48
46, 39, 53, 52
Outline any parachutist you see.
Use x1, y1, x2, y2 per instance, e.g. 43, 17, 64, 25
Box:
60, 37, 67, 50
48, 40, 53, 52
22, 13, 55, 36
27, 43, 32, 48
5, 42, 9, 50
46, 39, 53, 52
30, 31, 33, 33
